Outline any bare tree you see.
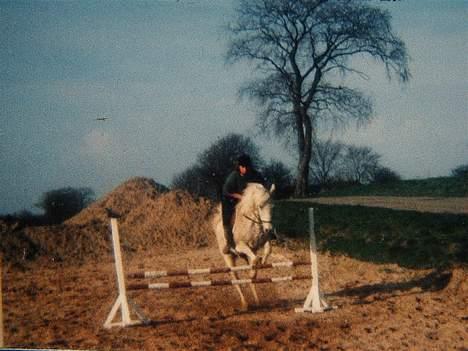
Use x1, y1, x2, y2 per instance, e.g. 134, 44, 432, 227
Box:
262, 159, 294, 198
310, 138, 344, 186
342, 145, 381, 184
226, 0, 410, 196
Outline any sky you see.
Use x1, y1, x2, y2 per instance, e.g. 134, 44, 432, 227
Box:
0, 0, 467, 214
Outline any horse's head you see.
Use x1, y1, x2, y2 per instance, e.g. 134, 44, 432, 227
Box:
241, 183, 275, 235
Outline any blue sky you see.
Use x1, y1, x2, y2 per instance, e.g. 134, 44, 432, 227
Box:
0, 0, 467, 214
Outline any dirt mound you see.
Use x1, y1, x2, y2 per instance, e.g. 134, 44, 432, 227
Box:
1, 220, 41, 266
24, 222, 110, 264
66, 177, 215, 251
66, 177, 168, 226
2, 177, 216, 265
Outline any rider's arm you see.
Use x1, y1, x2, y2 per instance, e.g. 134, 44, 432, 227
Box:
223, 172, 242, 201
227, 192, 242, 201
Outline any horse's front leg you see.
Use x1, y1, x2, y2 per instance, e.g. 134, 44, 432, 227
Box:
261, 241, 272, 265
222, 253, 248, 310
235, 242, 261, 305
248, 241, 271, 305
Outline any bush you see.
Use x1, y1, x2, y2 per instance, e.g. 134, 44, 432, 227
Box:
372, 167, 401, 184
451, 164, 468, 179
35, 187, 95, 224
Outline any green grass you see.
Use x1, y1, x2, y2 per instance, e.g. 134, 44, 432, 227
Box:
320, 176, 468, 197
273, 201, 468, 269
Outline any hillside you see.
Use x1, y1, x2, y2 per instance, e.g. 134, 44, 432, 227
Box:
320, 176, 467, 198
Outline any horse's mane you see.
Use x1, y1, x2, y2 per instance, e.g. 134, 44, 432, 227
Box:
236, 183, 269, 214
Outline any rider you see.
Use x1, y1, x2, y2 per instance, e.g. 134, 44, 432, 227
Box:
221, 154, 265, 254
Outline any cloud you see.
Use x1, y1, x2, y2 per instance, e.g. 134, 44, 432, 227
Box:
81, 129, 113, 156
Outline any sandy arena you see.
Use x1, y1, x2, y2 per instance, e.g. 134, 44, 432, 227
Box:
3, 246, 467, 350
1, 178, 467, 350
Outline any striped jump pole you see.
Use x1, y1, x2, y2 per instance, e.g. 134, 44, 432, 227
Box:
128, 274, 311, 291
128, 260, 311, 279
104, 207, 332, 329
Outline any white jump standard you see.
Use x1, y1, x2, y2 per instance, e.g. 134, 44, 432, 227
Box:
104, 218, 149, 329
104, 208, 331, 329
295, 208, 330, 313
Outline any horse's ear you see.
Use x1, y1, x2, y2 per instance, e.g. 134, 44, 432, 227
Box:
269, 184, 276, 194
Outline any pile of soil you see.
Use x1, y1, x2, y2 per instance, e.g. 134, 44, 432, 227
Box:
1, 177, 215, 265
0, 220, 41, 265
66, 176, 215, 251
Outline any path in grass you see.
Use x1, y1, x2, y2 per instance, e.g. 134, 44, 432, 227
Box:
297, 196, 468, 214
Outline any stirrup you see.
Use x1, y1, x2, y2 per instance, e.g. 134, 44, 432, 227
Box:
222, 243, 239, 256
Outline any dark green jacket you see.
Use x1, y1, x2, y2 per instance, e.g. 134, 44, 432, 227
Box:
222, 169, 265, 201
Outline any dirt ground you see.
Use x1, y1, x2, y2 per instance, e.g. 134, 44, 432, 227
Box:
3, 245, 467, 351
2, 184, 467, 350
301, 197, 468, 214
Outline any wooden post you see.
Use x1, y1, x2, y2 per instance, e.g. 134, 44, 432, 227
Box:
0, 255, 4, 347
104, 218, 146, 329
296, 208, 330, 313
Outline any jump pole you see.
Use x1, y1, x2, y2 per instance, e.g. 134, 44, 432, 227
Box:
104, 207, 331, 328
104, 218, 147, 329
128, 260, 311, 279
295, 208, 330, 313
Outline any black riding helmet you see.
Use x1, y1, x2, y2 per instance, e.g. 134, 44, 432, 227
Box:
236, 154, 252, 168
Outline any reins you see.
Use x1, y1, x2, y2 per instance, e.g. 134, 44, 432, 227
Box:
242, 211, 272, 225
237, 184, 273, 228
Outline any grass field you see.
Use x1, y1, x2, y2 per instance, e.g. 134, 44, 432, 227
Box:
273, 201, 468, 269
320, 176, 467, 197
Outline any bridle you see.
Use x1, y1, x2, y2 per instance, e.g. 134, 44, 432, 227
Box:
238, 191, 279, 242
242, 204, 272, 227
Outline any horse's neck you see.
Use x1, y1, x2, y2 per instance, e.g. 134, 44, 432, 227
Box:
233, 194, 259, 239
234, 201, 251, 230
236, 193, 255, 215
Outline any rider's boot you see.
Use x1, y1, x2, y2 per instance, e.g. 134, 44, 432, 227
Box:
222, 224, 236, 255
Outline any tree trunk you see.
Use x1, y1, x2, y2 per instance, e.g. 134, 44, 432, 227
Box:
294, 109, 313, 197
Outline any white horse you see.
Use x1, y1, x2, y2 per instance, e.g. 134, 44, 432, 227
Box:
212, 182, 275, 309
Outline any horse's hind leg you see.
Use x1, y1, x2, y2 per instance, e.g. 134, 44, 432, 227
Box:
222, 253, 248, 310
249, 270, 260, 305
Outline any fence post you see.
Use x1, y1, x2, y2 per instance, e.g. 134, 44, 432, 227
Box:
296, 207, 330, 313
0, 255, 4, 347
104, 218, 145, 328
